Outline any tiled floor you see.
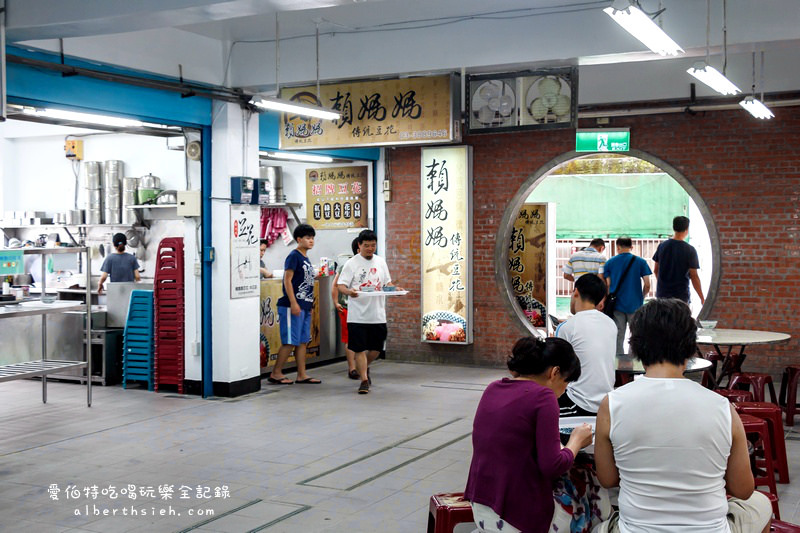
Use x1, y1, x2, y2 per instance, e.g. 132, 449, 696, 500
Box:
1, 361, 799, 532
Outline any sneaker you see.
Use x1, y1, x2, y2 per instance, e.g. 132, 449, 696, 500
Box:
348, 369, 359, 380
358, 380, 370, 394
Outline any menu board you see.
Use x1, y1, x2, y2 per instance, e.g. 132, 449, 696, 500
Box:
305, 165, 369, 230
420, 146, 473, 344
260, 280, 320, 370
509, 203, 548, 328
230, 206, 260, 299
279, 75, 458, 150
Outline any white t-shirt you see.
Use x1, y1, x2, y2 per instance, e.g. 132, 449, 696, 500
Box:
555, 309, 617, 413
609, 377, 732, 533
338, 254, 392, 324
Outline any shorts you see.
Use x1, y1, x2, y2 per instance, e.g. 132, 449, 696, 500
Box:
278, 306, 312, 346
347, 323, 387, 353
558, 392, 597, 417
338, 308, 349, 345
592, 492, 772, 533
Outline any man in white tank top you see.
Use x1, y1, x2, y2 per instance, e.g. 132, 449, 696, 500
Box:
593, 299, 771, 533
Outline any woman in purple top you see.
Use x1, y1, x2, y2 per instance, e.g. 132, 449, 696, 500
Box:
464, 337, 592, 533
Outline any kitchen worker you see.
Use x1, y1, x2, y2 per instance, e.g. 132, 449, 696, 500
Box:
259, 239, 273, 279
97, 233, 140, 294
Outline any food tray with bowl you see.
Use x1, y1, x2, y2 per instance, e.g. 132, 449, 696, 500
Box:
558, 416, 596, 450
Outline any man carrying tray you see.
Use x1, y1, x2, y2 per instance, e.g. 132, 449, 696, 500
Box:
337, 229, 403, 395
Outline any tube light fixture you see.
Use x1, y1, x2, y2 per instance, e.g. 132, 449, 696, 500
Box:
687, 62, 741, 95
21, 107, 144, 128
260, 151, 334, 164
603, 0, 684, 56
739, 96, 774, 120
250, 96, 340, 121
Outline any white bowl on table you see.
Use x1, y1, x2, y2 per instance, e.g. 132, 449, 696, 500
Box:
699, 320, 718, 329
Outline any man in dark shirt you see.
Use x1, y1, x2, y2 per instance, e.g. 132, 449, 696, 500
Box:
652, 216, 704, 304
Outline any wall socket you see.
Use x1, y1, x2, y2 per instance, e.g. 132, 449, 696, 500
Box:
192, 341, 200, 357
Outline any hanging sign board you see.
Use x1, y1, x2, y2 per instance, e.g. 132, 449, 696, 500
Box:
575, 128, 631, 152
279, 74, 460, 150
230, 206, 260, 299
305, 165, 369, 230
0, 250, 24, 275
509, 203, 548, 328
420, 146, 473, 344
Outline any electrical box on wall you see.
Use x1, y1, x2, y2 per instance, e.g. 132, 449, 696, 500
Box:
251, 179, 271, 206
230, 177, 254, 204
177, 190, 201, 217
64, 140, 83, 160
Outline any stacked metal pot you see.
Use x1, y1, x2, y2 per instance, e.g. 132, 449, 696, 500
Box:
84, 161, 103, 224
103, 160, 124, 224
122, 177, 139, 225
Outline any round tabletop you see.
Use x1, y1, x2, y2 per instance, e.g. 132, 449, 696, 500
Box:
615, 355, 712, 374
696, 328, 791, 347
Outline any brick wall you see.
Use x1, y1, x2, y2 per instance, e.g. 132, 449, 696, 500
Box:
384, 107, 800, 376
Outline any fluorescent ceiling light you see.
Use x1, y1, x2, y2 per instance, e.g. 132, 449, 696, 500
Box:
250, 96, 340, 121
21, 107, 143, 128
260, 151, 334, 164
739, 96, 774, 119
603, 1, 684, 56
687, 62, 741, 95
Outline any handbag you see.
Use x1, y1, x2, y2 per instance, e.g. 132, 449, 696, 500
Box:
603, 255, 637, 318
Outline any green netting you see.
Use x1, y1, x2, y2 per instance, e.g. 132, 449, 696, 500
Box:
526, 173, 688, 239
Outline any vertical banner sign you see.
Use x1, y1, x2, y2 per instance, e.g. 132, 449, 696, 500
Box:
306, 165, 369, 230
509, 203, 548, 328
230, 206, 260, 299
420, 146, 473, 344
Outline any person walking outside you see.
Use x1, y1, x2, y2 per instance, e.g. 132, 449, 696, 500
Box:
652, 216, 704, 305
97, 233, 140, 294
268, 223, 321, 385
603, 236, 651, 354
563, 238, 606, 283
337, 229, 401, 394
331, 238, 360, 379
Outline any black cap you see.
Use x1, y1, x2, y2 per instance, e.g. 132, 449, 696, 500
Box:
112, 233, 127, 247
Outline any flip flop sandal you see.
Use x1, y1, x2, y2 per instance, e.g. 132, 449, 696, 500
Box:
295, 378, 322, 384
358, 380, 370, 394
267, 376, 293, 385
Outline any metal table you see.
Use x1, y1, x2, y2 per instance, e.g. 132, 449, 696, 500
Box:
615, 355, 713, 375
696, 328, 791, 386
0, 247, 92, 406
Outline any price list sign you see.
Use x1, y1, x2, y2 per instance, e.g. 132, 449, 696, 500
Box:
420, 146, 473, 344
279, 74, 459, 150
306, 166, 369, 230
509, 203, 548, 328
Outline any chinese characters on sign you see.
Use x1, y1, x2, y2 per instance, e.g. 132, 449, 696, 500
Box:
420, 146, 472, 344
305, 166, 369, 230
279, 75, 458, 150
509, 203, 548, 328
230, 206, 260, 299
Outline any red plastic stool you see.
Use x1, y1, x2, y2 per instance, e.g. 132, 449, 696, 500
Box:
736, 402, 790, 484
729, 373, 779, 404
758, 490, 781, 520
428, 493, 474, 533
772, 519, 800, 532
779, 365, 800, 426
715, 389, 754, 403
739, 414, 778, 498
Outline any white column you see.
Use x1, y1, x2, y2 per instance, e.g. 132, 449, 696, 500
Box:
210, 103, 261, 389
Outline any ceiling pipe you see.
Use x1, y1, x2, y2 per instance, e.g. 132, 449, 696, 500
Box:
578, 96, 800, 119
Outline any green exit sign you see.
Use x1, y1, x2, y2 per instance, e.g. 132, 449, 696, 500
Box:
576, 129, 630, 152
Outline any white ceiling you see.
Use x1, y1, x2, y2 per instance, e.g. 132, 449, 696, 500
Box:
6, 0, 800, 105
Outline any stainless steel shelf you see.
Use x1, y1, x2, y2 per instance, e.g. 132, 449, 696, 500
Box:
17, 247, 88, 255
0, 301, 85, 318
0, 360, 88, 383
